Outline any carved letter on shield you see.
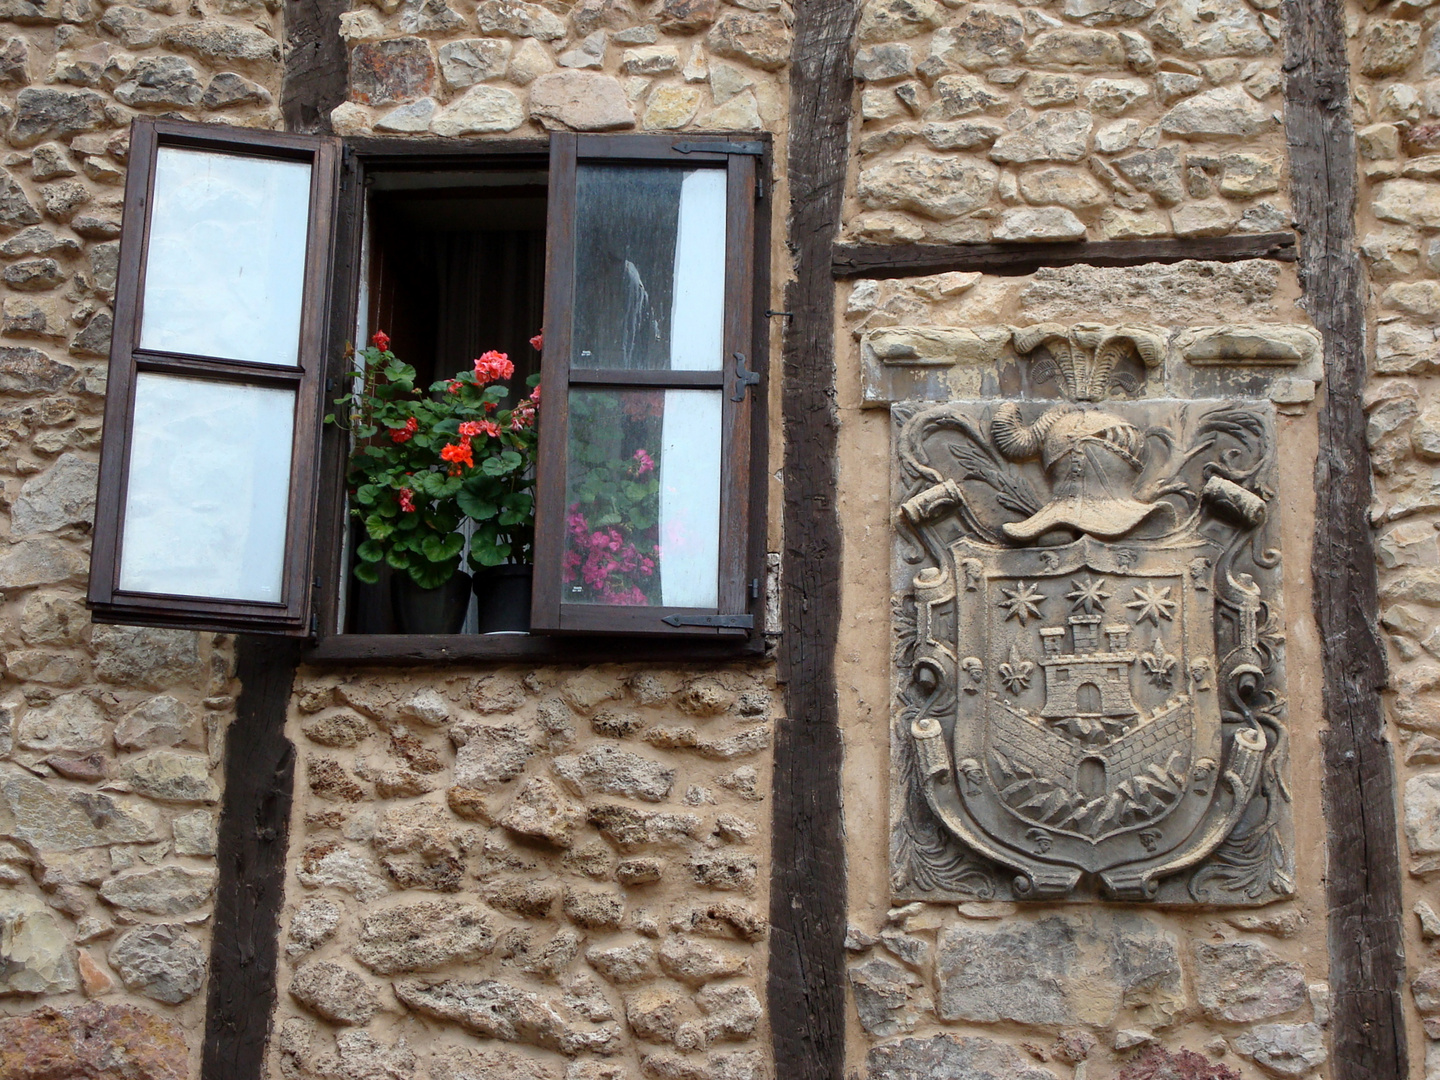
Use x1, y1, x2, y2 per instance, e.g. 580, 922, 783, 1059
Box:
890, 327, 1292, 905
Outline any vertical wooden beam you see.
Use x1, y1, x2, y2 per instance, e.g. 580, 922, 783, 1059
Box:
1284, 0, 1409, 1072
282, 0, 349, 134
771, 0, 857, 1076
201, 636, 300, 1080
201, 14, 341, 1068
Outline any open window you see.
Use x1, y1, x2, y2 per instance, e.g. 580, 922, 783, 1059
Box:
88, 121, 339, 634
88, 120, 769, 654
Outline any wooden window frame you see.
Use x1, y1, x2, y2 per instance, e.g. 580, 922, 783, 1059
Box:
88, 119, 340, 635
530, 133, 760, 638
303, 133, 771, 663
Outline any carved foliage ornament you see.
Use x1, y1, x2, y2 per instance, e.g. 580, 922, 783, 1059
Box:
891, 326, 1291, 904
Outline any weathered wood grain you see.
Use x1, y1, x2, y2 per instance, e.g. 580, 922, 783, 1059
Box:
832, 232, 1297, 279
772, 0, 857, 1075
1284, 0, 1409, 1072
282, 0, 348, 134
201, 636, 300, 1080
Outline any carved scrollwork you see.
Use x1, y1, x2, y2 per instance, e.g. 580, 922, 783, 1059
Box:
890, 328, 1291, 905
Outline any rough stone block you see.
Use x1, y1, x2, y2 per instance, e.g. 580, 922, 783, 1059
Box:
937, 913, 1184, 1028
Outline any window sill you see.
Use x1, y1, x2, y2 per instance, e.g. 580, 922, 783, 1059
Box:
302, 632, 770, 666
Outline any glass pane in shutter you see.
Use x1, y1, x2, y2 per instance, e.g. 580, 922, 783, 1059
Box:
562, 388, 721, 609
118, 373, 295, 602
571, 165, 727, 372
139, 147, 312, 366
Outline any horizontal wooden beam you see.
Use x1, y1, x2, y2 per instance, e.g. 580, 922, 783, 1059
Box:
831, 231, 1298, 279
304, 633, 764, 666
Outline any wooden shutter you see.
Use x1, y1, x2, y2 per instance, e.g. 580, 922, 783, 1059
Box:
531, 133, 762, 636
88, 119, 340, 635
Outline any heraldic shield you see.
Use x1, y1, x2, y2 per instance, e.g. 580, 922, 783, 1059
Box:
891, 336, 1290, 906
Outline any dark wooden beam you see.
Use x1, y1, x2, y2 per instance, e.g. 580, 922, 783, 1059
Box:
201, 636, 300, 1080
1285, 0, 1409, 1072
282, 0, 348, 134
198, 20, 343, 1076
832, 231, 1297, 279
771, 0, 856, 1076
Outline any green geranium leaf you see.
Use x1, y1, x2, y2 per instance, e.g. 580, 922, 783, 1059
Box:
471, 541, 512, 567
409, 556, 459, 590
353, 561, 380, 585
386, 549, 412, 571
356, 539, 385, 563
457, 490, 498, 520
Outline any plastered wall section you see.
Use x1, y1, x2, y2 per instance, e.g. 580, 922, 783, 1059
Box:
0, 1, 284, 1078
1349, 0, 1440, 1074
836, 0, 1334, 1059
844, 0, 1289, 244
835, 260, 1333, 1080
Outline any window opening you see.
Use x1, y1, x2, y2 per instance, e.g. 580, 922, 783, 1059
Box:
342, 167, 547, 635
88, 121, 767, 653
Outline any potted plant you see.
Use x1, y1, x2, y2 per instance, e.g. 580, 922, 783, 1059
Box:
328, 331, 540, 633
453, 339, 542, 633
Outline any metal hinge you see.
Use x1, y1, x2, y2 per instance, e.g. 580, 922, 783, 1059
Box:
662, 614, 755, 629
732, 352, 761, 402
673, 140, 765, 156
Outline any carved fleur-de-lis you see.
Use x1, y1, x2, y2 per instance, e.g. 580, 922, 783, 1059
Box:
997, 642, 1034, 695
1140, 636, 1178, 689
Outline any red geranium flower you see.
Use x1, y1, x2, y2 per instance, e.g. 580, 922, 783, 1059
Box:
473, 350, 514, 385
372, 330, 391, 352
398, 487, 415, 513
529, 331, 543, 351
440, 440, 475, 475
389, 416, 418, 443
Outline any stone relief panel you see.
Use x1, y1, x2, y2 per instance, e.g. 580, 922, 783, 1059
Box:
890, 325, 1291, 904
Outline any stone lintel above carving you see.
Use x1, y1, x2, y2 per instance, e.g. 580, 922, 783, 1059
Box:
860, 323, 1323, 411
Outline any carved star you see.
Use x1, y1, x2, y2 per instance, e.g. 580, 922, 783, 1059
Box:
1066, 575, 1110, 614
998, 581, 1046, 625
1127, 583, 1178, 625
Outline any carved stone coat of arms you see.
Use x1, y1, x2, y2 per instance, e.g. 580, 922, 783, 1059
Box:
891, 326, 1292, 905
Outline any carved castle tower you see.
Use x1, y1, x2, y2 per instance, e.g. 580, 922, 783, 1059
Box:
1037, 615, 1140, 720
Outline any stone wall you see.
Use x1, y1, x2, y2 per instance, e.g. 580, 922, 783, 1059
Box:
270, 664, 776, 1080
1350, 0, 1440, 1072
323, 0, 789, 138
0, 0, 1428, 1077
835, 251, 1335, 1076
0, 1, 281, 1077
263, 4, 795, 1077
847, 0, 1289, 244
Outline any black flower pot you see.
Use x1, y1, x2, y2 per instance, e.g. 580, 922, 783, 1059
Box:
473, 563, 533, 634
393, 571, 472, 634
349, 562, 396, 634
